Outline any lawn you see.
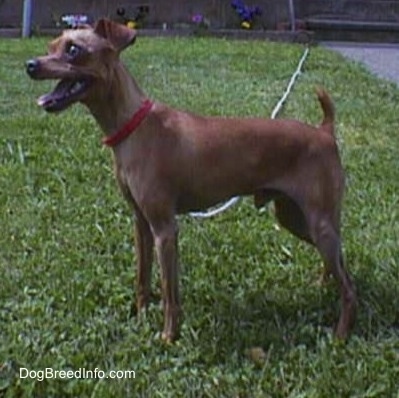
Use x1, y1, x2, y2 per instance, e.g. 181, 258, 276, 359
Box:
0, 36, 398, 397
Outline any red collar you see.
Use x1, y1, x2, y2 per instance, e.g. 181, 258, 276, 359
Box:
102, 99, 154, 147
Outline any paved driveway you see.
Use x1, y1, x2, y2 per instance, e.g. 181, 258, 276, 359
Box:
323, 42, 399, 85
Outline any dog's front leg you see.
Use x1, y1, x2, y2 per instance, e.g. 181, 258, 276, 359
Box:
133, 207, 154, 314
152, 218, 180, 343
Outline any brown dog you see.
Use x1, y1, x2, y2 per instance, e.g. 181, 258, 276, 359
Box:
26, 19, 356, 342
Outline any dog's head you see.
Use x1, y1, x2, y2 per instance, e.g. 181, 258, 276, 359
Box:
26, 19, 136, 112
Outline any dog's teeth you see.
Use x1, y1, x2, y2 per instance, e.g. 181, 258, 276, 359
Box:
37, 97, 46, 106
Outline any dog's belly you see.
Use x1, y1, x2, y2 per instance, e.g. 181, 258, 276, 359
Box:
175, 155, 285, 213
175, 181, 259, 214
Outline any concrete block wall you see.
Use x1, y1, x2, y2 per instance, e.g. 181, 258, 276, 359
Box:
0, 0, 290, 30
2, 0, 399, 29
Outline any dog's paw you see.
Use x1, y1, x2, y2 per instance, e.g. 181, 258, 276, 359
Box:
161, 331, 178, 344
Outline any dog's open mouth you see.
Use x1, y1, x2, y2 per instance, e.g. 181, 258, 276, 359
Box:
37, 78, 92, 112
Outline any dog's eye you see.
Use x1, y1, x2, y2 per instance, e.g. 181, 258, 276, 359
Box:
66, 44, 81, 59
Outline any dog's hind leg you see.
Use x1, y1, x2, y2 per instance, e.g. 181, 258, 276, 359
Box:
255, 189, 312, 244
274, 194, 331, 283
272, 192, 356, 338
273, 194, 313, 244
310, 215, 357, 339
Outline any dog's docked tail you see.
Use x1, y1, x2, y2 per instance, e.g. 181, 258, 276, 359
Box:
316, 87, 335, 136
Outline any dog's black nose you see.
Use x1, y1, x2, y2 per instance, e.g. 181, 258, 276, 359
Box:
26, 58, 39, 76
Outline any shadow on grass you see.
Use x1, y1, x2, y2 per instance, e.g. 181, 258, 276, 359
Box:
185, 258, 398, 363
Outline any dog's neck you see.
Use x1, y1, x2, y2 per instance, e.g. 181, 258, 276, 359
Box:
84, 61, 147, 136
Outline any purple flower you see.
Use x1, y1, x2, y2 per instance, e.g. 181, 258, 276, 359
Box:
192, 14, 204, 24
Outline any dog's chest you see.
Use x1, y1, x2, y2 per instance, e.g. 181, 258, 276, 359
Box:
114, 161, 135, 204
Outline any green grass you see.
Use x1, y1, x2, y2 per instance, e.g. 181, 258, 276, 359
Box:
0, 36, 398, 397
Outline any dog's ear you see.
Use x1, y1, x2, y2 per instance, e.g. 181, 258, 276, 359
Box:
94, 18, 136, 52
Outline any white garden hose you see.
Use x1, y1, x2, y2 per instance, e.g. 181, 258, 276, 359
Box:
189, 46, 310, 219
